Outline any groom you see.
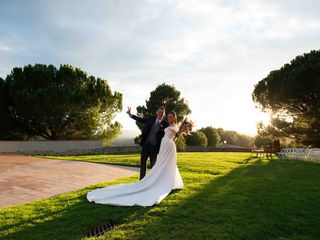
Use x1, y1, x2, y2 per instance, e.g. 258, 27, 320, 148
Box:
127, 106, 169, 180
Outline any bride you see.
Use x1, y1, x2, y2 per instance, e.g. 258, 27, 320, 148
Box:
87, 111, 189, 207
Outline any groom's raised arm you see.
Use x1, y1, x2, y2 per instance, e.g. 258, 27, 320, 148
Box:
126, 106, 148, 123
131, 114, 148, 123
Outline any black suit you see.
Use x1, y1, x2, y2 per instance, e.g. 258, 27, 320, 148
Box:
131, 114, 169, 180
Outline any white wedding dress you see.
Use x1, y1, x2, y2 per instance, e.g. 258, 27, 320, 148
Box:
87, 125, 184, 206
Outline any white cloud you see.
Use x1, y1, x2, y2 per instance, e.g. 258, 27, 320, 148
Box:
0, 41, 10, 51
0, 0, 319, 136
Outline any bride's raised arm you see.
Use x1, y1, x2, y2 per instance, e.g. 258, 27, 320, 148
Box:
174, 118, 191, 139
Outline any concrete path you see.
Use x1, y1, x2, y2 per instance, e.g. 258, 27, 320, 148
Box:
0, 155, 139, 209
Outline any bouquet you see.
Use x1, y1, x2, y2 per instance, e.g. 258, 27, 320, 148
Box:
177, 118, 194, 137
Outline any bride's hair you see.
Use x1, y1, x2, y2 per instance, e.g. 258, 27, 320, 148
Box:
168, 111, 177, 123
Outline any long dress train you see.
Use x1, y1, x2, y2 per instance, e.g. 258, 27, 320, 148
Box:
86, 125, 183, 206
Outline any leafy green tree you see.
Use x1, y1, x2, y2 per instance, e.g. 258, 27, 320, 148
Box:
175, 136, 186, 151
185, 131, 208, 147
134, 135, 141, 145
236, 134, 254, 147
0, 78, 12, 139
1, 64, 122, 144
254, 135, 273, 148
0, 78, 5, 127
218, 130, 239, 145
199, 126, 220, 147
135, 83, 191, 129
215, 127, 253, 147
252, 50, 320, 146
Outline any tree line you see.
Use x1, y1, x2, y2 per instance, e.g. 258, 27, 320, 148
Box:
1, 48, 319, 149
185, 127, 254, 148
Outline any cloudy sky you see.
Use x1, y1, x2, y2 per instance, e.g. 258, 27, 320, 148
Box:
1, 0, 319, 138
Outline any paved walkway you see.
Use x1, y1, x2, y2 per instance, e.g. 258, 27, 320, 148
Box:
0, 155, 139, 208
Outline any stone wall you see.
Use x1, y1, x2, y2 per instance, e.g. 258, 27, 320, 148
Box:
102, 146, 142, 154
0, 140, 103, 155
83, 146, 251, 154
182, 146, 251, 152
0, 141, 252, 155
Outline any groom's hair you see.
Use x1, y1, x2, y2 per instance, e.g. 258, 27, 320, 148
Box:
158, 106, 165, 112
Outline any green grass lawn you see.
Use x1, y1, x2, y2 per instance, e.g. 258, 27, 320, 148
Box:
1, 153, 320, 240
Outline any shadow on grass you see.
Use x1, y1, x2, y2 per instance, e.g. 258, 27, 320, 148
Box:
134, 159, 320, 240
243, 156, 263, 164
